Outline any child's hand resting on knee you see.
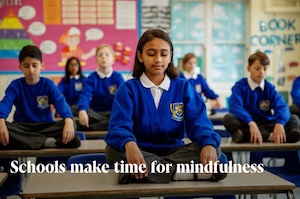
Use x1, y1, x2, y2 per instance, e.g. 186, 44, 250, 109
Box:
0, 118, 9, 146
62, 118, 75, 144
79, 110, 89, 127
273, 123, 286, 144
125, 141, 148, 179
249, 121, 263, 144
200, 145, 217, 165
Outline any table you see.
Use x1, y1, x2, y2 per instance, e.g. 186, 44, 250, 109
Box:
83, 131, 107, 138
22, 170, 295, 199
182, 138, 300, 152
209, 111, 227, 120
0, 140, 106, 158
2, 138, 300, 158
220, 138, 300, 152
0, 173, 8, 187
209, 112, 227, 125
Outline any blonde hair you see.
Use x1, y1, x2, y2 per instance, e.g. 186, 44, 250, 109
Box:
96, 44, 115, 57
182, 53, 197, 71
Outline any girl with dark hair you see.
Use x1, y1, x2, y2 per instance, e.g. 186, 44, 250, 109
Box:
58, 57, 87, 116
105, 29, 225, 184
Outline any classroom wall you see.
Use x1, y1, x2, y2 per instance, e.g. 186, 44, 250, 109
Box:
210, 0, 300, 106
249, 0, 300, 104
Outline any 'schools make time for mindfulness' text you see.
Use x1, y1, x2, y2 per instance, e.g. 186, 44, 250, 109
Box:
9, 160, 264, 174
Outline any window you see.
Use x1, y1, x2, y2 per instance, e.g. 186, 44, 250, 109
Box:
171, 0, 205, 71
211, 1, 246, 83
171, 0, 248, 93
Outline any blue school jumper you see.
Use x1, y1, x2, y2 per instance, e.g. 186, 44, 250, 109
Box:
104, 77, 221, 154
228, 78, 290, 125
0, 77, 72, 122
58, 76, 87, 106
291, 76, 300, 106
78, 71, 124, 112
179, 73, 218, 99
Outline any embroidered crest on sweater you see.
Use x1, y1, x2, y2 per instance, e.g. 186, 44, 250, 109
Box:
259, 100, 270, 111
37, 95, 49, 109
170, 102, 184, 121
109, 85, 118, 95
74, 82, 83, 91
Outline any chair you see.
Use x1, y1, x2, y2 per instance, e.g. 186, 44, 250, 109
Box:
250, 150, 300, 187
75, 131, 86, 140
0, 173, 22, 199
0, 159, 22, 198
164, 152, 235, 199
66, 153, 108, 170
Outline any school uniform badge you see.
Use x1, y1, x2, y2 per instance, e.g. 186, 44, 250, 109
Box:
109, 85, 118, 95
37, 95, 49, 109
170, 102, 184, 121
259, 100, 270, 111
74, 82, 83, 91
195, 84, 202, 93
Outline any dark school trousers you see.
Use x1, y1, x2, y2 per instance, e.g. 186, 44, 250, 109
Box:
290, 104, 300, 119
105, 143, 221, 183
70, 105, 79, 117
55, 105, 79, 117
0, 120, 81, 150
77, 109, 110, 131
222, 113, 300, 142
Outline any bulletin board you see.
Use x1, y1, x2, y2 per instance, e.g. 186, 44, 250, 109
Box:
0, 0, 138, 73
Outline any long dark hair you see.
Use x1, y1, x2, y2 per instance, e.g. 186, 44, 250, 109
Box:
64, 57, 83, 83
132, 29, 178, 79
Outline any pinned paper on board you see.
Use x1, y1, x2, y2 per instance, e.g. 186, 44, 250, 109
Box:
58, 27, 97, 67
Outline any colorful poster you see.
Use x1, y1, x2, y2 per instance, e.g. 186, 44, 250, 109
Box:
0, 0, 138, 73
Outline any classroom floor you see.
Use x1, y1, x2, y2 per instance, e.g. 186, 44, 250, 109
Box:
6, 154, 300, 199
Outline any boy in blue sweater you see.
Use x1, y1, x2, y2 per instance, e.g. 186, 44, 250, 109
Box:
0, 45, 81, 149
78, 44, 124, 131
58, 56, 87, 116
290, 76, 300, 118
222, 52, 300, 144
179, 53, 222, 112
105, 29, 225, 184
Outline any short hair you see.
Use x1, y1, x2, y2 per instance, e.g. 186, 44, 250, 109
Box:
182, 53, 197, 70
19, 45, 42, 63
248, 51, 270, 67
64, 57, 83, 83
95, 44, 115, 57
132, 29, 178, 79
